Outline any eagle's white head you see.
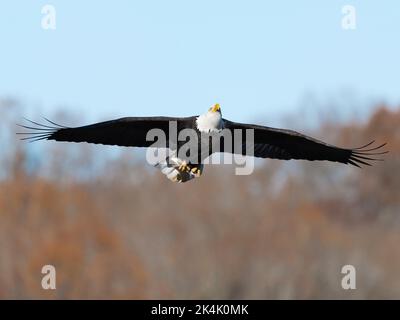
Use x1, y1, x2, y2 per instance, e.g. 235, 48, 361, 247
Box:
196, 103, 223, 133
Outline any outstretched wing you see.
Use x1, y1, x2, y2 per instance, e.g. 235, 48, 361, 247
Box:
223, 120, 388, 167
17, 117, 194, 148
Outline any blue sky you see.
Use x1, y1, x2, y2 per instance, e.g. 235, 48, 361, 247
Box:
0, 1, 399, 124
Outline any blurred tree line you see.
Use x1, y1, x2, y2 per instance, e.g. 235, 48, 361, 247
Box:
0, 98, 399, 299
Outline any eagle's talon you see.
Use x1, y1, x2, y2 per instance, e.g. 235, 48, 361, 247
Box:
178, 161, 190, 173
191, 167, 202, 177
172, 172, 183, 182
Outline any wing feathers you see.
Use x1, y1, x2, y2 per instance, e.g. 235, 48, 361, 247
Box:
18, 117, 388, 168
223, 120, 388, 167
17, 117, 195, 148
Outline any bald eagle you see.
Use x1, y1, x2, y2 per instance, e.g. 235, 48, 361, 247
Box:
18, 104, 387, 182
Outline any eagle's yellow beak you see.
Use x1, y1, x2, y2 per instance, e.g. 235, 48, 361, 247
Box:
210, 103, 221, 113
